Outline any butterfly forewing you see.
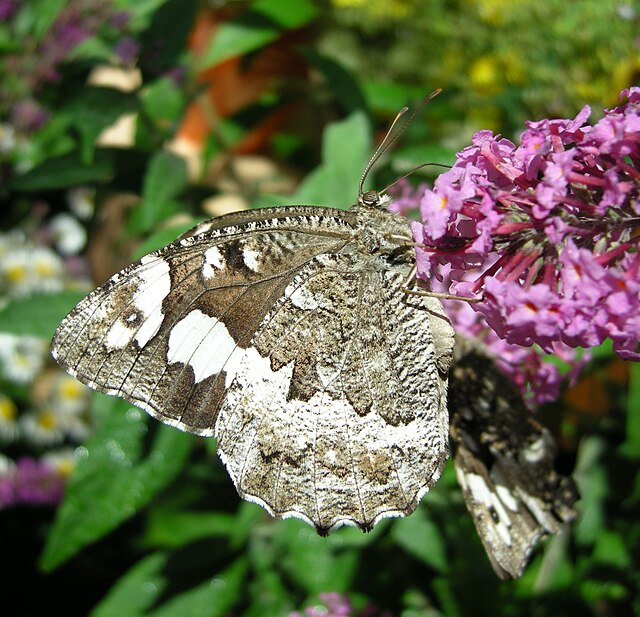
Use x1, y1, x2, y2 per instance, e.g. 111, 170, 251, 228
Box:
51, 204, 455, 532
52, 208, 355, 433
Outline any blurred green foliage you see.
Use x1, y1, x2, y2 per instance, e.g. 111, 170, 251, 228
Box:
0, 0, 638, 616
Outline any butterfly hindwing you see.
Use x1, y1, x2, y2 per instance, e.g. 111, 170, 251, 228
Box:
449, 338, 578, 578
216, 251, 454, 531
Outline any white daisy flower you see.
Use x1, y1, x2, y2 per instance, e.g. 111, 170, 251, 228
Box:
0, 452, 16, 475
42, 448, 76, 478
0, 238, 64, 297
67, 187, 96, 221
20, 408, 65, 447
50, 213, 87, 256
0, 124, 15, 154
52, 373, 92, 416
31, 246, 64, 293
0, 247, 36, 296
0, 394, 19, 442
0, 333, 48, 384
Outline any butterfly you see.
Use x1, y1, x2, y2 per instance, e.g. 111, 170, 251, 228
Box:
51, 93, 577, 575
51, 92, 456, 533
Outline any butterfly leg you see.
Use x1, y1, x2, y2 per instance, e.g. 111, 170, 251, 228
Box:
401, 265, 482, 302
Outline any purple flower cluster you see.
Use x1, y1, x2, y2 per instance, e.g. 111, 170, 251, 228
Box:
289, 593, 353, 617
289, 593, 392, 617
0, 1, 130, 130
0, 457, 65, 508
410, 87, 640, 362
0, 0, 18, 22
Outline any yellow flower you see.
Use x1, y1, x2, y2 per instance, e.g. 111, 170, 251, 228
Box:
5, 263, 26, 284
332, 0, 366, 6
332, 0, 413, 18
0, 395, 17, 421
0, 394, 19, 442
57, 375, 86, 401
469, 55, 503, 95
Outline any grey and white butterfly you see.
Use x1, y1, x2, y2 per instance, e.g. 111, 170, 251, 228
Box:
448, 337, 578, 579
51, 113, 456, 534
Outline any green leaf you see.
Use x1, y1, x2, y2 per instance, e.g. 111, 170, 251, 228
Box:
624, 362, 640, 457
253, 0, 317, 29
144, 510, 236, 548
391, 507, 449, 573
21, 0, 67, 39
294, 111, 371, 208
573, 436, 608, 545
115, 0, 170, 31
229, 501, 265, 549
71, 87, 138, 163
0, 291, 87, 339
362, 80, 426, 114
138, 0, 198, 75
198, 0, 316, 67
279, 522, 358, 594
9, 150, 115, 191
130, 151, 188, 234
40, 394, 193, 571
143, 151, 188, 204
392, 144, 457, 171
89, 552, 169, 617
140, 77, 185, 128
147, 558, 247, 617
592, 530, 631, 569
199, 18, 276, 69
303, 50, 367, 115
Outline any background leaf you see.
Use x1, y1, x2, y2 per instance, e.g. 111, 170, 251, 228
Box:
0, 291, 87, 339
40, 394, 193, 571
129, 151, 188, 234
146, 559, 247, 617
294, 111, 371, 208
391, 507, 449, 573
89, 552, 170, 617
198, 0, 317, 67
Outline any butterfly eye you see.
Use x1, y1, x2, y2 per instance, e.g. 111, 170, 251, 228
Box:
359, 190, 382, 208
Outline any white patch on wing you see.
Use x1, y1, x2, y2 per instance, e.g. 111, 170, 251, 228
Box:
242, 246, 261, 271
495, 482, 519, 512
106, 319, 136, 349
521, 436, 547, 464
317, 365, 340, 388
167, 309, 239, 383
203, 246, 225, 278
105, 257, 171, 350
467, 471, 513, 546
467, 472, 492, 506
285, 283, 319, 310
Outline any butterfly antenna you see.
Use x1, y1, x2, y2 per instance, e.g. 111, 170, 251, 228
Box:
380, 162, 451, 195
358, 88, 442, 197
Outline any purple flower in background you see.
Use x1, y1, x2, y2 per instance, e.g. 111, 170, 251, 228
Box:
289, 593, 392, 617
406, 87, 640, 373
0, 0, 17, 21
114, 36, 140, 65
11, 99, 50, 131
0, 1, 131, 129
0, 457, 65, 508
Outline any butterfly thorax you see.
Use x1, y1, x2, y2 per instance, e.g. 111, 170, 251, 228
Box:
351, 191, 414, 260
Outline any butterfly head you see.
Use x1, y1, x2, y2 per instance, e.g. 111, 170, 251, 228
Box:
357, 189, 392, 210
